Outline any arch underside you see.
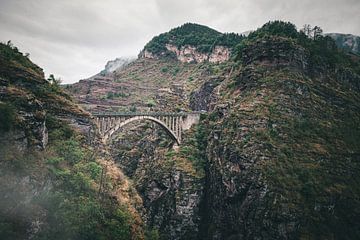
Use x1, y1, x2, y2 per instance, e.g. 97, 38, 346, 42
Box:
103, 116, 180, 144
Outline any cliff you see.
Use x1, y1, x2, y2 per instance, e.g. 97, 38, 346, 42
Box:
200, 34, 360, 239
0, 42, 144, 240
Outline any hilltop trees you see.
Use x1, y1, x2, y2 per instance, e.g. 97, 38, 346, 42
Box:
301, 24, 324, 40
248, 20, 299, 39
144, 23, 244, 55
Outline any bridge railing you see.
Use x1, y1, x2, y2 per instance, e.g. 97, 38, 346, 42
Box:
92, 111, 205, 117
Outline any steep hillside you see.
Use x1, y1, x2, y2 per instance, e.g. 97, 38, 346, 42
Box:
0, 42, 144, 240
199, 22, 360, 239
67, 56, 232, 113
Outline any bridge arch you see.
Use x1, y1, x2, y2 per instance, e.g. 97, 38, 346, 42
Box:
102, 116, 180, 144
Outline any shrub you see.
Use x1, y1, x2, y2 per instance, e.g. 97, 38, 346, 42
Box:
146, 99, 156, 108
0, 103, 15, 132
248, 20, 299, 40
161, 67, 169, 73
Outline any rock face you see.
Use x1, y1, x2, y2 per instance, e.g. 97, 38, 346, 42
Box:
141, 44, 231, 63
0, 88, 48, 150
110, 122, 204, 239
209, 46, 231, 63
189, 77, 222, 111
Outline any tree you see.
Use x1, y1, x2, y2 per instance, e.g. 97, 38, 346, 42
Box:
47, 74, 62, 86
6, 40, 13, 47
312, 26, 323, 40
300, 24, 323, 40
301, 24, 313, 38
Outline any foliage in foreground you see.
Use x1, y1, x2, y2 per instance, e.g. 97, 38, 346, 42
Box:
0, 117, 135, 240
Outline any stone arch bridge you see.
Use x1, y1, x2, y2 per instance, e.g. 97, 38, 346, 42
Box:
93, 112, 201, 144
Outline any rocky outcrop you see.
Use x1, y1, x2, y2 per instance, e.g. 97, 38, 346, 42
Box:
166, 44, 208, 63
141, 44, 231, 63
139, 167, 202, 239
189, 77, 222, 111
141, 50, 159, 59
209, 46, 231, 63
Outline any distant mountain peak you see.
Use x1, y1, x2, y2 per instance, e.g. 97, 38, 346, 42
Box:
101, 57, 136, 74
326, 33, 360, 55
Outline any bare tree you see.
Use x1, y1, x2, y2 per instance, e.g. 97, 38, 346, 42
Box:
301, 24, 313, 38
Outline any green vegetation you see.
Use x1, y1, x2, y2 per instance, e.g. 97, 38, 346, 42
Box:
172, 66, 180, 76
37, 126, 133, 240
214, 21, 360, 238
160, 66, 168, 73
0, 113, 135, 240
145, 228, 160, 240
235, 21, 360, 74
144, 23, 244, 55
0, 41, 34, 70
145, 99, 156, 108
129, 105, 137, 112
166, 114, 209, 177
106, 91, 128, 99
160, 64, 182, 77
247, 21, 299, 40
0, 43, 138, 240
0, 102, 15, 132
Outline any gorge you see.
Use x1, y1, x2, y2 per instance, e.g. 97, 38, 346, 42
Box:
1, 21, 360, 240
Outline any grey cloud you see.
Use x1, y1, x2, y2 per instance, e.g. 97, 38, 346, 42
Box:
0, 0, 359, 83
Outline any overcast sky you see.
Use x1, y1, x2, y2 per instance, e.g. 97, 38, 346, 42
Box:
1, 0, 359, 83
